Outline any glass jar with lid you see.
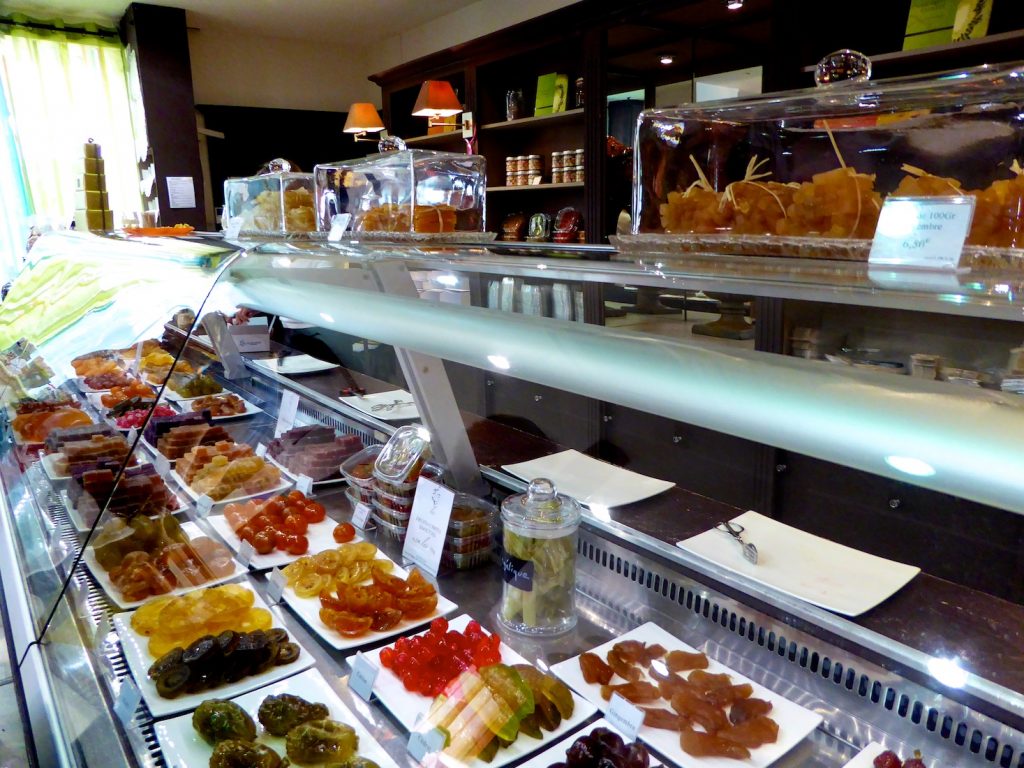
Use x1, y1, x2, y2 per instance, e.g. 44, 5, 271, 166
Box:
499, 477, 581, 635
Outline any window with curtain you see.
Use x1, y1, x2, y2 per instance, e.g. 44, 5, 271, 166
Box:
0, 17, 142, 280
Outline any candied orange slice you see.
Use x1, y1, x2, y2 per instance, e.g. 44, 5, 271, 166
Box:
371, 608, 403, 631
130, 595, 175, 636
321, 608, 373, 637
237, 607, 273, 632
395, 593, 438, 619
372, 570, 408, 595
294, 573, 328, 599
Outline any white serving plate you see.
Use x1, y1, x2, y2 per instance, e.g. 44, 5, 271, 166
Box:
74, 375, 123, 393
282, 554, 457, 651
502, 449, 673, 509
85, 390, 159, 414
82, 520, 246, 610
842, 743, 889, 767
339, 390, 420, 421
359, 614, 598, 737
169, 468, 293, 508
113, 586, 314, 719
265, 453, 347, 488
176, 393, 263, 421
207, 513, 351, 571
40, 451, 69, 481
154, 667, 399, 768
549, 622, 823, 768
677, 511, 921, 617
251, 355, 339, 375
516, 719, 661, 768
61, 484, 185, 534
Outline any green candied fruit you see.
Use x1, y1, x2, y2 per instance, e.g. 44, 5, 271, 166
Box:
501, 530, 576, 629
209, 740, 283, 768
257, 693, 329, 737
285, 719, 357, 764
192, 699, 256, 746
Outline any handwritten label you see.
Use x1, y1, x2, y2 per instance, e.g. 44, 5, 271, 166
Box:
351, 501, 373, 529
267, 568, 286, 603
126, 426, 138, 444
237, 539, 255, 568
196, 495, 214, 518
275, 391, 300, 437
255, 442, 268, 458
114, 676, 142, 725
401, 478, 455, 576
154, 453, 171, 476
349, 652, 379, 702
297, 475, 314, 496
132, 341, 144, 373
869, 196, 975, 271
501, 550, 534, 592
328, 213, 352, 242
407, 728, 446, 761
607, 692, 645, 741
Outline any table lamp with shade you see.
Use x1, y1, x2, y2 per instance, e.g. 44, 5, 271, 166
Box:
412, 80, 465, 133
344, 103, 406, 151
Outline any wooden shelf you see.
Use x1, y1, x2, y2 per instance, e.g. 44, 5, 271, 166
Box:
487, 182, 584, 192
480, 109, 585, 131
403, 130, 465, 147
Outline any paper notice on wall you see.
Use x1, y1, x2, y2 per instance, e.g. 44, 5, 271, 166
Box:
167, 176, 196, 209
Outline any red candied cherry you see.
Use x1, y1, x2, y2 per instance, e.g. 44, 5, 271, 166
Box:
872, 752, 902, 768
430, 617, 448, 634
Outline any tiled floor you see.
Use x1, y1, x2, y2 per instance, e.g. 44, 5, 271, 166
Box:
0, 604, 30, 767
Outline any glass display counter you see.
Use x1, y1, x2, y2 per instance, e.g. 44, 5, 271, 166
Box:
1, 229, 1022, 768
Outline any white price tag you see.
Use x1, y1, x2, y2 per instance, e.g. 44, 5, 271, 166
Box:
349, 652, 379, 702
255, 442, 268, 458
224, 216, 244, 240
869, 196, 975, 271
267, 567, 286, 603
93, 614, 111, 656
154, 453, 171, 476
114, 676, 142, 725
401, 478, 455, 576
131, 341, 144, 374
296, 475, 314, 496
196, 495, 214, 518
607, 693, 645, 741
126, 426, 138, 444
237, 539, 255, 569
328, 213, 351, 242
351, 501, 373, 530
407, 728, 446, 762
275, 391, 300, 437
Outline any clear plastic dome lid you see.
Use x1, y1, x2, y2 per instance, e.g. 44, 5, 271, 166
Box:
501, 477, 581, 536
373, 425, 431, 482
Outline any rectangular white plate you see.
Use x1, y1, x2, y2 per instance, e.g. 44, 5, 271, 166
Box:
516, 719, 661, 768
154, 667, 399, 768
75, 376, 121, 393
61, 484, 185, 533
265, 453, 348, 487
339, 390, 420, 421
502, 449, 674, 508
207, 513, 353, 571
85, 390, 160, 414
677, 511, 921, 617
40, 451, 69, 481
169, 467, 293, 507
176, 393, 263, 421
82, 520, 245, 610
359, 614, 597, 735
251, 355, 339, 375
113, 587, 314, 719
550, 622, 823, 768
282, 555, 457, 651
843, 743, 888, 767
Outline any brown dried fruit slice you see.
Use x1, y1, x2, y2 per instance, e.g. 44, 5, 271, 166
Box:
600, 681, 659, 703
641, 707, 684, 731
579, 652, 614, 685
670, 690, 729, 734
680, 727, 751, 759
717, 715, 779, 748
729, 697, 773, 725
665, 650, 709, 673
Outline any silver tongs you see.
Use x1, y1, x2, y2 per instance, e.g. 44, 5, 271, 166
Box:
716, 521, 758, 565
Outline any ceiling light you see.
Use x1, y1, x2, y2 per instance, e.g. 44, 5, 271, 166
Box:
726, 0, 744, 8
885, 455, 936, 477
659, 54, 674, 65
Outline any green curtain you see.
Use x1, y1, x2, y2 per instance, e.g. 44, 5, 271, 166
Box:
0, 63, 30, 279
0, 19, 141, 246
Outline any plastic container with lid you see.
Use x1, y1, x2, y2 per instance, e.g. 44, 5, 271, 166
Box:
442, 548, 492, 571
449, 493, 498, 538
341, 444, 381, 488
373, 425, 431, 495
373, 486, 414, 515
372, 498, 411, 527
498, 477, 581, 635
372, 512, 408, 543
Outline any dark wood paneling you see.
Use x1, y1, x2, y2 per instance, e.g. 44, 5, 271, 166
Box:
121, 3, 204, 228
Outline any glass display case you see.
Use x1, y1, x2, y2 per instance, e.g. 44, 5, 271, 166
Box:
313, 148, 487, 236
629, 62, 1024, 269
224, 171, 317, 236
2, 217, 1024, 768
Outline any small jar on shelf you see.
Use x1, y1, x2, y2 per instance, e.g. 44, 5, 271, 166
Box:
527, 155, 542, 173
552, 168, 564, 184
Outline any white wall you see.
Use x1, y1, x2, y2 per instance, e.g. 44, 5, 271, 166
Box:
188, 25, 378, 111
364, 0, 577, 76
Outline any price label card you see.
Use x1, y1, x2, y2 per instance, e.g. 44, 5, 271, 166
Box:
296, 475, 314, 496
132, 341, 144, 373
401, 478, 455, 576
114, 676, 142, 725
275, 391, 300, 437
154, 453, 171, 476
351, 501, 373, 530
126, 426, 138, 444
196, 495, 214, 518
349, 652, 379, 702
607, 692, 645, 741
328, 213, 352, 242
255, 442, 268, 458
267, 567, 286, 603
93, 614, 111, 657
237, 539, 255, 569
407, 728, 446, 762
869, 196, 975, 271
224, 216, 244, 240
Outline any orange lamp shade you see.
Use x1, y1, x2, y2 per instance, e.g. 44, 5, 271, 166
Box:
344, 103, 385, 133
411, 80, 462, 117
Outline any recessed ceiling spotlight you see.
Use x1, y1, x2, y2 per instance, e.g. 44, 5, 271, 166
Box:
659, 54, 674, 65
726, 0, 744, 9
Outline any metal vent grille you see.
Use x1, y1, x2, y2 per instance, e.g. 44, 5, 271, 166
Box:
297, 401, 381, 446
576, 533, 1024, 767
